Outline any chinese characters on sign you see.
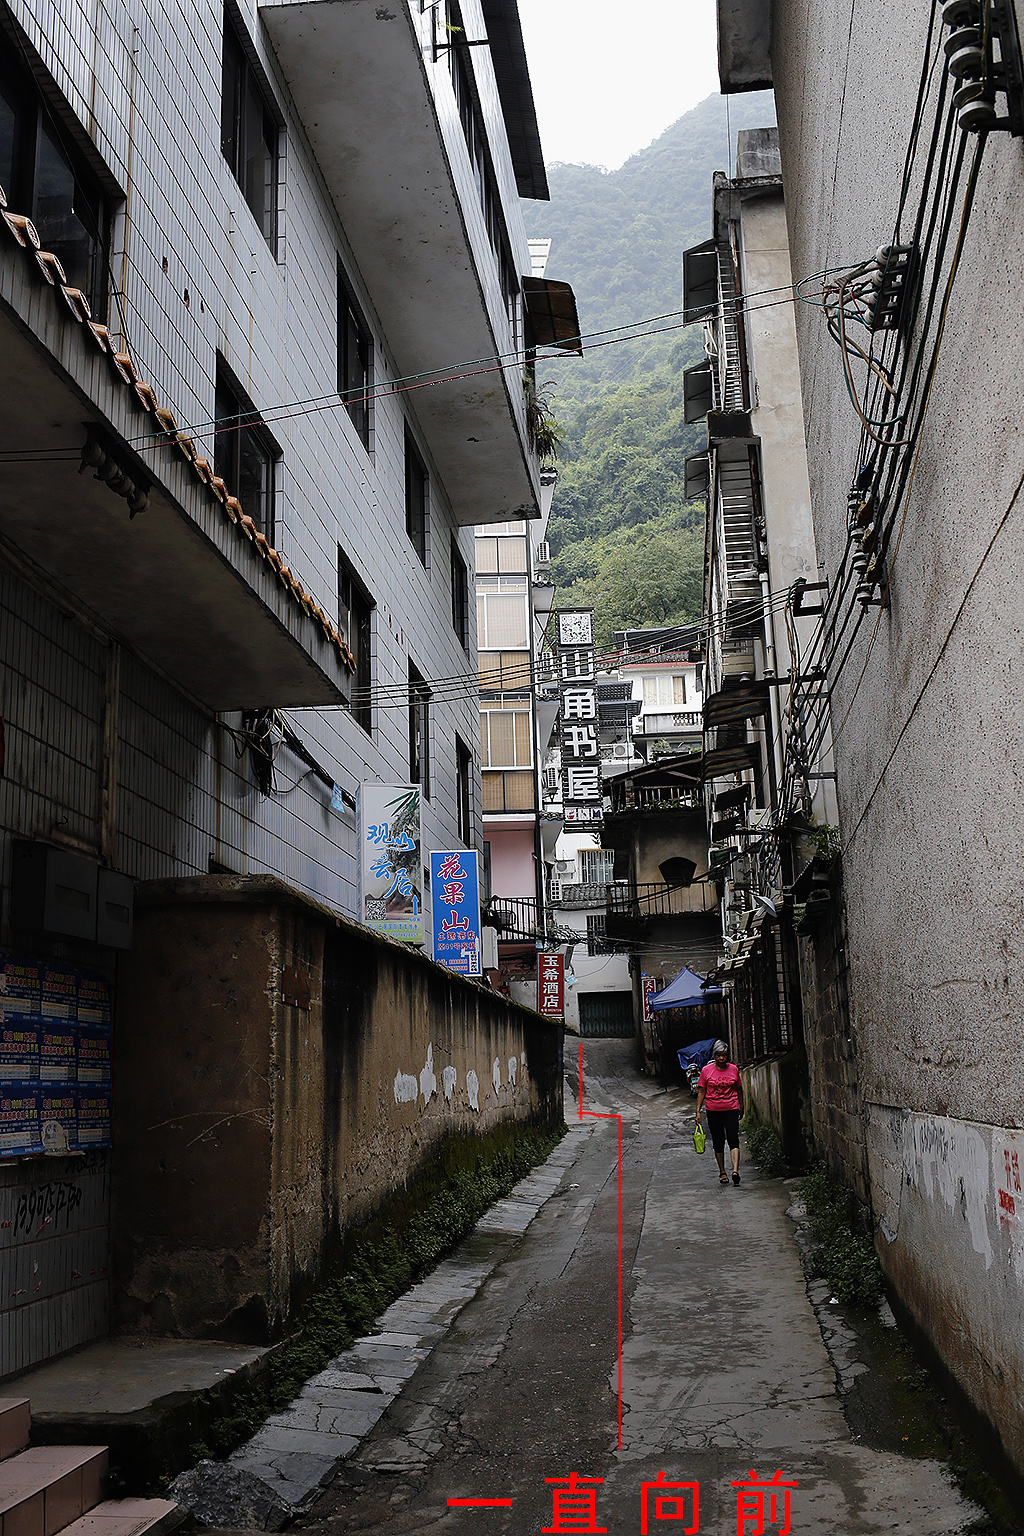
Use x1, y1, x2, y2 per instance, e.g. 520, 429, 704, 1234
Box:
431, 851, 482, 976
537, 951, 564, 1020
448, 1469, 796, 1535
557, 609, 601, 826
357, 784, 423, 943
641, 975, 657, 1024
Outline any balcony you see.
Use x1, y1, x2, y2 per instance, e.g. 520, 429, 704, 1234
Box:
552, 882, 610, 910
606, 779, 702, 815
606, 880, 717, 939
633, 711, 703, 736
260, 0, 540, 526
0, 266, 351, 710
485, 896, 543, 942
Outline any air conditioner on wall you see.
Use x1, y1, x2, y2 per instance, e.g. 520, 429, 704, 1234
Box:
554, 860, 574, 874
611, 743, 630, 759
535, 540, 551, 565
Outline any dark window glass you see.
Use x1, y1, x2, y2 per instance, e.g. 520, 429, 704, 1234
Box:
451, 536, 469, 648
0, 53, 108, 316
405, 428, 428, 565
214, 367, 275, 538
409, 662, 431, 800
338, 263, 372, 449
456, 736, 473, 846
221, 16, 278, 249
339, 550, 374, 734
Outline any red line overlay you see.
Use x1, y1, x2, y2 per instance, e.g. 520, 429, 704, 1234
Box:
447, 1499, 513, 1507
577, 1040, 624, 1449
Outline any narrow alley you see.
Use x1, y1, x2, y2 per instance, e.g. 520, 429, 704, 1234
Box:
292, 1041, 977, 1536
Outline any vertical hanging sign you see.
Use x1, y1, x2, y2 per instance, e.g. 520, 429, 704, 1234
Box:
537, 951, 564, 1019
557, 609, 602, 826
430, 850, 482, 976
358, 784, 423, 943
641, 975, 657, 1023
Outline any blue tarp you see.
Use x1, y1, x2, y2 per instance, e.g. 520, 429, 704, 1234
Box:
677, 1037, 717, 1071
649, 965, 724, 1011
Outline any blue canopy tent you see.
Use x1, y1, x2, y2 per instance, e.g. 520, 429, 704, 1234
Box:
677, 1037, 717, 1071
649, 966, 724, 1010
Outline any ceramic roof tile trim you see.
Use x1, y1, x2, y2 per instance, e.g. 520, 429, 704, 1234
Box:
0, 181, 356, 677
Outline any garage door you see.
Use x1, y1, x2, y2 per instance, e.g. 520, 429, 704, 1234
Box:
578, 991, 634, 1038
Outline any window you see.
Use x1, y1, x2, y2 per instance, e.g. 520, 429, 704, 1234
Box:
456, 736, 473, 846
409, 662, 431, 799
579, 849, 615, 885
405, 428, 428, 565
338, 261, 372, 449
0, 50, 110, 316
339, 549, 374, 734
451, 536, 469, 649
214, 363, 276, 539
475, 535, 528, 575
477, 589, 529, 650
221, 13, 278, 249
643, 674, 686, 708
479, 650, 531, 692
587, 915, 611, 958
480, 705, 532, 769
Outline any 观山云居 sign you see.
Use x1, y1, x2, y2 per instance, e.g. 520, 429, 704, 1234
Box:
358, 784, 423, 943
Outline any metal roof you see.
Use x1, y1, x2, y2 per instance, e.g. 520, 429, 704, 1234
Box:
480, 0, 549, 201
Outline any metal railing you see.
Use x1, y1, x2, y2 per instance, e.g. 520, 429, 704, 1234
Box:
485, 896, 543, 941
606, 881, 717, 923
552, 882, 611, 909
607, 780, 702, 814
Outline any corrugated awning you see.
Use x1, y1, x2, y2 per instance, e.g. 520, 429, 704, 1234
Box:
523, 278, 584, 354
703, 682, 770, 728
480, 0, 549, 201
701, 742, 762, 781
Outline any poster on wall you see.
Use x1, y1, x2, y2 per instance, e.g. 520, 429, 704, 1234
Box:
537, 951, 564, 1020
358, 784, 423, 944
430, 851, 482, 977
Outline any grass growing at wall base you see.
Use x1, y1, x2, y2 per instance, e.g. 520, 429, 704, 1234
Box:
179, 1121, 565, 1476
741, 1118, 787, 1178
800, 1163, 883, 1307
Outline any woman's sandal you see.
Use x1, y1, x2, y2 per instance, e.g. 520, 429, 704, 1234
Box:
732, 1173, 741, 1185
719, 1172, 729, 1184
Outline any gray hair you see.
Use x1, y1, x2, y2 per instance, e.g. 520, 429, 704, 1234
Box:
713, 1039, 730, 1055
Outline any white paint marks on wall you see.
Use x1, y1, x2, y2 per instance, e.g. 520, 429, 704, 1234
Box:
466, 1069, 480, 1110
420, 1043, 437, 1102
508, 1055, 517, 1087
442, 1065, 457, 1101
492, 1057, 502, 1095
394, 1071, 418, 1104
520, 1051, 527, 1079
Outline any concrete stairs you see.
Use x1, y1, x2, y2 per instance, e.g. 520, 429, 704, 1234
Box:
0, 1399, 179, 1536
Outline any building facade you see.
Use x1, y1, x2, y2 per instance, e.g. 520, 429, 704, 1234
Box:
0, 0, 568, 1374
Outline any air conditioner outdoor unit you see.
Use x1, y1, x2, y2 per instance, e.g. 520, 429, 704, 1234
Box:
554, 859, 574, 874
611, 743, 630, 759
535, 540, 551, 565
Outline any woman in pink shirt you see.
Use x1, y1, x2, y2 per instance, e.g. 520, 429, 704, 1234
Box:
695, 1039, 745, 1185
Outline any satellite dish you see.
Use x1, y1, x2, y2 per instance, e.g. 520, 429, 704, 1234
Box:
659, 856, 697, 888
752, 892, 778, 917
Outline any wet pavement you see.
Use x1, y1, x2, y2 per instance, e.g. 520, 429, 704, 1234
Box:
290, 1038, 983, 1536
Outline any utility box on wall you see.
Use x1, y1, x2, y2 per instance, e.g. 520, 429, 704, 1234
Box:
11, 842, 133, 949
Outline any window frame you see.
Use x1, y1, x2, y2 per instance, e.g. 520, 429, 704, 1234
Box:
214, 360, 278, 541
451, 535, 470, 650
405, 428, 429, 566
409, 661, 431, 800
338, 259, 372, 450
220, 9, 280, 252
338, 548, 375, 735
0, 47, 111, 319
456, 735, 473, 847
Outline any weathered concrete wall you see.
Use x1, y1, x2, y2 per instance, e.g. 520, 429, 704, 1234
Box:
741, 1049, 811, 1165
769, 0, 1024, 1471
113, 875, 561, 1338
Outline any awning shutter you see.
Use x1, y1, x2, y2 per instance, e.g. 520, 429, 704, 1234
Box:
683, 239, 719, 322
522, 278, 583, 353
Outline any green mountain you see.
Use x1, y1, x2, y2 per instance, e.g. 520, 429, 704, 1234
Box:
523, 91, 776, 647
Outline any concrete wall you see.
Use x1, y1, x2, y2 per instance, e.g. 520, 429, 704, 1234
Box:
488, 824, 537, 901
112, 874, 561, 1338
770, 0, 1024, 1471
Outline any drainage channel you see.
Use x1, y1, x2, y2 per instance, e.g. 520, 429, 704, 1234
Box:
784, 1178, 1023, 1536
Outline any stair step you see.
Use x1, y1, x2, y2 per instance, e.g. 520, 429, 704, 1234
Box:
0, 1404, 30, 1464
58, 1501, 181, 1536
0, 1446, 107, 1536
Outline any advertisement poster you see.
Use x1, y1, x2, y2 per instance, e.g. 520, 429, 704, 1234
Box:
358, 784, 423, 944
641, 975, 657, 1023
430, 851, 482, 977
537, 951, 565, 1019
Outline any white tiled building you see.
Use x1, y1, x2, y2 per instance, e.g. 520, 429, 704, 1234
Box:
0, 0, 566, 1370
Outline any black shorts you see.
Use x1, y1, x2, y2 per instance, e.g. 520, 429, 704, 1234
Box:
706, 1109, 740, 1154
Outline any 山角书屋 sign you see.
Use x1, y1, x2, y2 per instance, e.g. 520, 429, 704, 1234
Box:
358, 784, 423, 943
430, 850, 482, 976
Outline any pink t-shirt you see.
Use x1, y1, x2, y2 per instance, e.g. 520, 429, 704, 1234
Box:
698, 1060, 741, 1111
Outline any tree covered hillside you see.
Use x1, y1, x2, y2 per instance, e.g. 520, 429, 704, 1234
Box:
522, 91, 776, 647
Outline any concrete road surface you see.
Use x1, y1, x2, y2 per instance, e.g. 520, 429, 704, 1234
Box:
296, 1038, 975, 1536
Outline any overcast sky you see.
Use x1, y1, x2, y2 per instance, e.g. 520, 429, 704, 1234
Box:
516, 0, 720, 171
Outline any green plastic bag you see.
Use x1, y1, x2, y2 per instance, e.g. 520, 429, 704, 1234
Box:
693, 1121, 706, 1155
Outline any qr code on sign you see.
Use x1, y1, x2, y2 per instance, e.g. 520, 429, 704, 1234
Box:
365, 899, 387, 920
